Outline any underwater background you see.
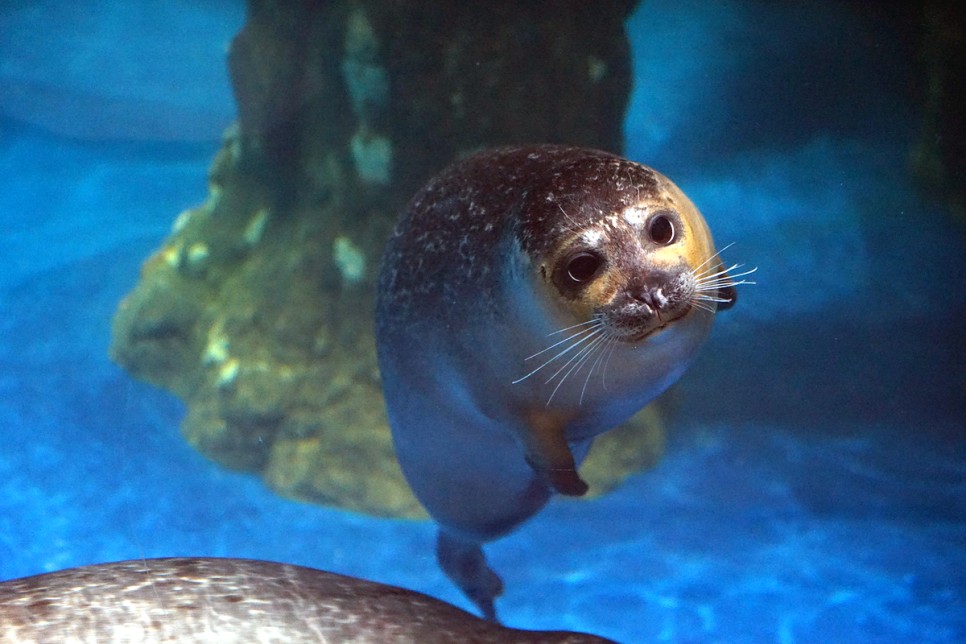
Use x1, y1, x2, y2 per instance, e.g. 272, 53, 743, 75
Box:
1, 1, 964, 642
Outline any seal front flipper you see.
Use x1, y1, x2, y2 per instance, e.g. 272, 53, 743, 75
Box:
437, 530, 504, 622
522, 408, 589, 496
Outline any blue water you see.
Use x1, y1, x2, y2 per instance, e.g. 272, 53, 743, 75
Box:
1, 1, 964, 642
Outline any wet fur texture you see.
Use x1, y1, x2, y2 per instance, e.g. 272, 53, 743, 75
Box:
0, 558, 613, 642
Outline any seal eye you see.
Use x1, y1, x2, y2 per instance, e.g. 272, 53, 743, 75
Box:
565, 252, 602, 283
551, 250, 605, 297
648, 214, 675, 245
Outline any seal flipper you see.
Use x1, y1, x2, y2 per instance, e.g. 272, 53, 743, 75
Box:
522, 408, 589, 496
436, 530, 503, 622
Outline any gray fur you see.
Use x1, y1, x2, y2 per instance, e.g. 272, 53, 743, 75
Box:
0, 557, 614, 643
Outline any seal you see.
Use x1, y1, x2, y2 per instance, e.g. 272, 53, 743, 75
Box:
376, 144, 749, 620
0, 557, 613, 643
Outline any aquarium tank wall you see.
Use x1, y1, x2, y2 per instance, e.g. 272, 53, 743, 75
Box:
0, 0, 963, 641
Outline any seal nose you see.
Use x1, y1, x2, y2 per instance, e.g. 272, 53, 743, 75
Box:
629, 273, 672, 312
631, 287, 666, 311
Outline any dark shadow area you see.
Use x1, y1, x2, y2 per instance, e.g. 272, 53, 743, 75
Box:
680, 309, 966, 437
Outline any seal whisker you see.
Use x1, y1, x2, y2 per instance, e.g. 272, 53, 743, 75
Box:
512, 326, 604, 384
576, 336, 609, 404
694, 279, 744, 291
599, 335, 619, 392
694, 263, 758, 285
555, 203, 582, 235
692, 266, 729, 282
580, 333, 615, 404
542, 330, 606, 386
547, 318, 601, 337
693, 293, 735, 304
690, 242, 736, 275
692, 264, 736, 282
546, 333, 609, 406
689, 298, 719, 313
522, 322, 601, 362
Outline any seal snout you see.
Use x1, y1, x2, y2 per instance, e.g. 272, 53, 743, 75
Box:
604, 269, 693, 340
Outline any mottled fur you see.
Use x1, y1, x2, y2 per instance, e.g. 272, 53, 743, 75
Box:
376, 145, 741, 621
0, 558, 612, 642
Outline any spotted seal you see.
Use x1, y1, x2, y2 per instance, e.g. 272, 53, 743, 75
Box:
376, 144, 749, 620
0, 557, 612, 642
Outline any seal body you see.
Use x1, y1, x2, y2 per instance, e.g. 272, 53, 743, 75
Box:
376, 145, 737, 620
0, 557, 612, 643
